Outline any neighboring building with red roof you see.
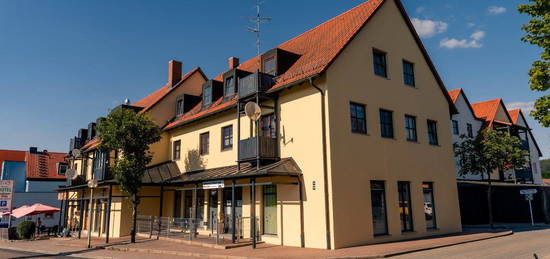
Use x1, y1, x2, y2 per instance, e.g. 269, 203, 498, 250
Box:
61, 0, 463, 248
0, 147, 68, 229
448, 88, 543, 184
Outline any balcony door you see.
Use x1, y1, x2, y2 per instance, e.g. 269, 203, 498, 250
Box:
262, 185, 277, 235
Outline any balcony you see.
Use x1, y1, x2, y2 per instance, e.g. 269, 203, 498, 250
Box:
238, 72, 275, 99
238, 137, 278, 161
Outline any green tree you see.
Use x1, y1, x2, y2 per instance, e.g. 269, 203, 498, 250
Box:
518, 0, 550, 126
454, 130, 529, 228
541, 159, 550, 178
97, 107, 161, 243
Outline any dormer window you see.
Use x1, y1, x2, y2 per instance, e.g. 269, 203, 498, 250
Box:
203, 85, 212, 106
263, 56, 276, 76
176, 97, 184, 117
225, 76, 235, 97
57, 163, 68, 176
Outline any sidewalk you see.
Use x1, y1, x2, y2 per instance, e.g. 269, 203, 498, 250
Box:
0, 229, 512, 259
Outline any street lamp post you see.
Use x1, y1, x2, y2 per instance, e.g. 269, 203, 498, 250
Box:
87, 179, 98, 249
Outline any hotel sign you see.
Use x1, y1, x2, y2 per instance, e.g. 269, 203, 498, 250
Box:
203, 180, 224, 189
0, 181, 14, 213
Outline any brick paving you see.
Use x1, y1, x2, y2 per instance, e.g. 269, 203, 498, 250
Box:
0, 229, 512, 259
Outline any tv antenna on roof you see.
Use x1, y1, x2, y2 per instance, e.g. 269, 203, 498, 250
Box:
246, 0, 272, 61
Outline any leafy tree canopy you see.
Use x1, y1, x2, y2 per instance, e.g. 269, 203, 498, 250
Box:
455, 129, 529, 177
518, 0, 550, 126
97, 107, 161, 201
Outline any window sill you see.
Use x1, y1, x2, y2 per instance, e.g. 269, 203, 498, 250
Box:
401, 230, 417, 235
374, 233, 391, 238
352, 131, 369, 136
221, 148, 233, 152
406, 140, 419, 144
429, 144, 441, 147
381, 136, 396, 140
375, 74, 390, 80
427, 228, 439, 232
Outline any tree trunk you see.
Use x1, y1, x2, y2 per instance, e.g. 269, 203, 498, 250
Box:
131, 193, 138, 243
487, 174, 494, 229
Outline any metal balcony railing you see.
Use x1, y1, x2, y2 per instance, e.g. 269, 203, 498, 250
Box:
238, 137, 278, 161
238, 72, 275, 99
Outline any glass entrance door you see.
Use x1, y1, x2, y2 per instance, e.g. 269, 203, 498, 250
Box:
208, 190, 218, 230
262, 185, 277, 235
222, 187, 242, 234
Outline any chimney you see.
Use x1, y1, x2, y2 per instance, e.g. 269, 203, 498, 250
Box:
228, 57, 239, 69
29, 147, 38, 154
168, 60, 182, 87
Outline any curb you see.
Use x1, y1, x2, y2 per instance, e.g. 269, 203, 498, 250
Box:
104, 245, 264, 259
381, 230, 513, 258
0, 244, 114, 259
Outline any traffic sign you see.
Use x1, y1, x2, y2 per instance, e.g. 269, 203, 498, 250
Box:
520, 189, 537, 195
525, 193, 534, 201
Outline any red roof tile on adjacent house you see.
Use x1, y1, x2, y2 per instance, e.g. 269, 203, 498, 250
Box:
133, 67, 206, 112
0, 150, 26, 174
508, 109, 521, 124
25, 151, 67, 180
471, 99, 501, 121
448, 89, 462, 103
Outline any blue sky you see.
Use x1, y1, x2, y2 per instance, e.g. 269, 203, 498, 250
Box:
0, 0, 547, 158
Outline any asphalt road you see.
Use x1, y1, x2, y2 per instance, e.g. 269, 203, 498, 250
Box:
0, 248, 79, 259
395, 227, 550, 259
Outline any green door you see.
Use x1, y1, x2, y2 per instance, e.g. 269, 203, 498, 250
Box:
262, 185, 277, 235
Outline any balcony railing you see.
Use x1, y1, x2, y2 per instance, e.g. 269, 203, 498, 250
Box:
238, 136, 278, 161
238, 72, 275, 99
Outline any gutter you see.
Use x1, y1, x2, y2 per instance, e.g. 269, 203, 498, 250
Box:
309, 76, 332, 250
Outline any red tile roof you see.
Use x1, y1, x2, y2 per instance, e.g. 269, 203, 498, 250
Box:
0, 150, 26, 174
165, 95, 237, 130
25, 151, 67, 180
448, 89, 461, 103
508, 109, 521, 124
81, 137, 100, 151
471, 98, 515, 130
133, 67, 207, 112
165, 0, 456, 130
214, 0, 385, 90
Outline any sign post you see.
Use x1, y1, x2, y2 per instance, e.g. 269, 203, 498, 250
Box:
0, 181, 14, 230
520, 189, 537, 226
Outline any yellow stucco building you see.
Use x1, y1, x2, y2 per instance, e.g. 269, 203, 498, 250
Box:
59, 0, 462, 249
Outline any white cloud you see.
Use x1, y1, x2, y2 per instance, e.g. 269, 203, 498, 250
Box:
467, 22, 476, 28
470, 30, 485, 41
411, 18, 448, 38
440, 30, 485, 49
416, 6, 425, 14
508, 101, 535, 113
488, 6, 506, 15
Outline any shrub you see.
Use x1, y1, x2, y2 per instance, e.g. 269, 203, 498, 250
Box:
17, 221, 36, 239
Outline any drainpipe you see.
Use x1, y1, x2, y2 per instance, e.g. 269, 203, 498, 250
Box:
309, 76, 331, 250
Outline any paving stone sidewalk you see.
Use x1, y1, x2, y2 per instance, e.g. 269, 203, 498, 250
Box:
0, 229, 512, 259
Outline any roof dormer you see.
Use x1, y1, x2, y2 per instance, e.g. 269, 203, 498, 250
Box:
202, 80, 223, 108
222, 68, 252, 101
260, 48, 301, 76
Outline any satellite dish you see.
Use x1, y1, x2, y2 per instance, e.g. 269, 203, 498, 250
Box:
66, 168, 77, 180
244, 102, 261, 121
71, 149, 81, 158
124, 98, 131, 105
